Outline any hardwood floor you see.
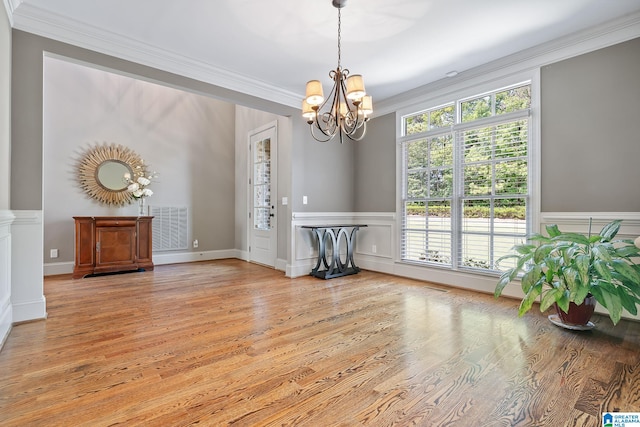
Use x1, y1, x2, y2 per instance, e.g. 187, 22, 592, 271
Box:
1, 260, 639, 426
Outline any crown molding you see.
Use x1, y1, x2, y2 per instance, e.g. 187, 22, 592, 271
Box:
2, 1, 14, 25
9, 3, 640, 115
6, 0, 20, 13
10, 3, 301, 108
375, 11, 640, 117
3, 0, 25, 26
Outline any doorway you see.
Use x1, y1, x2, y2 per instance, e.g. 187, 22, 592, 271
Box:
248, 121, 277, 267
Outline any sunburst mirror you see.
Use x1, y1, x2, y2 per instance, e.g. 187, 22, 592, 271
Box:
78, 143, 147, 206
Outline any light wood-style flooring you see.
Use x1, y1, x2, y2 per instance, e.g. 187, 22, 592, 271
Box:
1, 259, 639, 426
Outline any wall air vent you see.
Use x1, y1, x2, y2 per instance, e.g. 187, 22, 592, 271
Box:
150, 206, 189, 252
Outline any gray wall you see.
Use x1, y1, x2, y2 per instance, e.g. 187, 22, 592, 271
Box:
355, 112, 396, 212
291, 122, 356, 212
10, 29, 358, 217
11, 29, 359, 216
16, 25, 638, 269
42, 57, 237, 263
541, 37, 640, 212
10, 29, 360, 268
0, 8, 9, 210
10, 29, 295, 211
351, 38, 640, 216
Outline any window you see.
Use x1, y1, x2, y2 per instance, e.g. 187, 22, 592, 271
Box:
400, 84, 531, 273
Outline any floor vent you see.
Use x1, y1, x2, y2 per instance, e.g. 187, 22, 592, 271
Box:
150, 206, 189, 252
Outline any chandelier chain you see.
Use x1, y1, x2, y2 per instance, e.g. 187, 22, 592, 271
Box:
337, 8, 341, 69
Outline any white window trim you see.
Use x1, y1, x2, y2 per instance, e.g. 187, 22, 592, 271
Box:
395, 69, 541, 276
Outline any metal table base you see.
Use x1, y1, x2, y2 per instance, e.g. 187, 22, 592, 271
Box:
302, 225, 367, 279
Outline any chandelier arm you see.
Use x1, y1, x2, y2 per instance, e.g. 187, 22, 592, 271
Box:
344, 106, 366, 133
317, 110, 338, 137
312, 71, 342, 139
339, 75, 356, 131
337, 74, 366, 136
339, 115, 367, 142
315, 69, 339, 118
344, 120, 367, 141
309, 122, 336, 142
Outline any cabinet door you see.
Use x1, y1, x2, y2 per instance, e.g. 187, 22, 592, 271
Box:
96, 226, 136, 270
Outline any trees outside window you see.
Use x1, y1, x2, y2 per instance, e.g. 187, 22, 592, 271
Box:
401, 84, 531, 272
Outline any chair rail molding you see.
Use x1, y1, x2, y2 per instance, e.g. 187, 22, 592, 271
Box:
540, 211, 640, 321
540, 212, 640, 238
288, 210, 640, 322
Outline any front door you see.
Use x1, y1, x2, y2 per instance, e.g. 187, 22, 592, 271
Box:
249, 122, 277, 267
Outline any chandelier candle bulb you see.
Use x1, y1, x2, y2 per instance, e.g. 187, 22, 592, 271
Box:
302, 99, 315, 122
339, 102, 348, 116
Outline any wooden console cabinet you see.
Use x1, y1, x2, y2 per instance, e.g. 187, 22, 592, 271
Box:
73, 216, 154, 279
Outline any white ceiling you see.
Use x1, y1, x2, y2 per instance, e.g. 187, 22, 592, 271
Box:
7, 0, 640, 109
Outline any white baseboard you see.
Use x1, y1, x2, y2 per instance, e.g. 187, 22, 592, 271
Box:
287, 259, 315, 278
153, 249, 241, 266
44, 249, 244, 276
0, 299, 11, 350
237, 250, 249, 262
275, 258, 287, 272
387, 261, 512, 296
12, 296, 47, 323
44, 261, 74, 276
356, 254, 396, 276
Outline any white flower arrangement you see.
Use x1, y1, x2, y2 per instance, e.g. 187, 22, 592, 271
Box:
124, 170, 157, 199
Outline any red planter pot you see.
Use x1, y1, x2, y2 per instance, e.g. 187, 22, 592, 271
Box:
555, 294, 596, 326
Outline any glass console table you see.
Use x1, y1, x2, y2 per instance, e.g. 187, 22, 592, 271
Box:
302, 224, 367, 279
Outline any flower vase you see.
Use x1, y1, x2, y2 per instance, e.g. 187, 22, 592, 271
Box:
138, 197, 146, 216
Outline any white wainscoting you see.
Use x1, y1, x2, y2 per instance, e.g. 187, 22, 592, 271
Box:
290, 211, 640, 323
41, 211, 640, 324
0, 211, 15, 347
11, 211, 46, 323
287, 211, 506, 297
540, 212, 640, 322
288, 212, 396, 278
540, 212, 640, 237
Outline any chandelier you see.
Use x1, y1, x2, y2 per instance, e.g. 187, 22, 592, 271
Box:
302, 0, 373, 143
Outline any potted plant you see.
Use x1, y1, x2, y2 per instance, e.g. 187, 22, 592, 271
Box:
494, 219, 640, 326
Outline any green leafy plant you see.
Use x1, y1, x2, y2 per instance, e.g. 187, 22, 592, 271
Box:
494, 220, 640, 325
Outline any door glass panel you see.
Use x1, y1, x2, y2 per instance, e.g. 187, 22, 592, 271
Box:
253, 137, 271, 230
